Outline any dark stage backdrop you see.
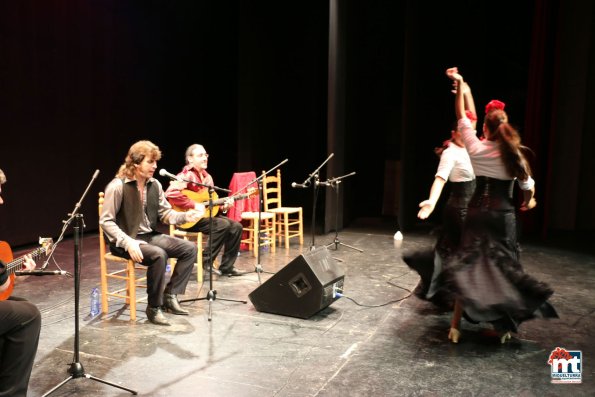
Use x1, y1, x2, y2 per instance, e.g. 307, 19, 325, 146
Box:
1, 1, 594, 249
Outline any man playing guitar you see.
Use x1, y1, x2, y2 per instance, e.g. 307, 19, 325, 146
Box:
165, 144, 244, 277
0, 168, 42, 397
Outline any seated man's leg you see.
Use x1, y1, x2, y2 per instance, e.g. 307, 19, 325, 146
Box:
218, 218, 243, 273
0, 299, 41, 397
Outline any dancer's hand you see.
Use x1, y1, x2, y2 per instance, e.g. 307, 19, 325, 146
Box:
417, 200, 435, 219
446, 67, 463, 82
520, 197, 537, 211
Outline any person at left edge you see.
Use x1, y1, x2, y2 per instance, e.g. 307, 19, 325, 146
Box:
99, 140, 204, 326
0, 167, 42, 397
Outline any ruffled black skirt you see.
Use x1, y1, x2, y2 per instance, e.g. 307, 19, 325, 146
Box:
444, 207, 558, 332
405, 177, 558, 331
403, 181, 474, 308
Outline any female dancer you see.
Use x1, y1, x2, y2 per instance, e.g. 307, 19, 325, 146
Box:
404, 81, 477, 307
444, 67, 557, 343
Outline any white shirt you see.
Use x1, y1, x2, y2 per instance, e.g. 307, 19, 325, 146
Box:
435, 142, 474, 182
458, 118, 534, 191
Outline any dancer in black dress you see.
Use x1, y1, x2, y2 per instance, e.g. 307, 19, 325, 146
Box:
404, 81, 477, 308
444, 67, 558, 344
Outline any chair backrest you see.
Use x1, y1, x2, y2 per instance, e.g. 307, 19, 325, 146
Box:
98, 192, 108, 257
262, 169, 283, 211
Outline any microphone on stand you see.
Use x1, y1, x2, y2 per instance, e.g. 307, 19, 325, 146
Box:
15, 270, 69, 276
158, 169, 179, 180
291, 182, 309, 189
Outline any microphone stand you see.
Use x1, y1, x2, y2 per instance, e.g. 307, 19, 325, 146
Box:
178, 182, 246, 322
321, 172, 363, 254
239, 159, 288, 285
43, 170, 138, 396
292, 153, 334, 250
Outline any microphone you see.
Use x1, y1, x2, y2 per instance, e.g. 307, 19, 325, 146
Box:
291, 182, 308, 189
316, 181, 331, 187
15, 270, 68, 276
159, 169, 179, 180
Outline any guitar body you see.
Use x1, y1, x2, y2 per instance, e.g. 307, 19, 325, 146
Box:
0, 241, 15, 301
173, 189, 221, 229
172, 187, 257, 230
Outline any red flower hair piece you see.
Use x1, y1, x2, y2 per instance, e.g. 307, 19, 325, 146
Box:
465, 110, 477, 121
485, 99, 506, 114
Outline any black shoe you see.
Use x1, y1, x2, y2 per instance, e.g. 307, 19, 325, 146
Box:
222, 268, 243, 277
203, 266, 222, 276
163, 293, 189, 315
146, 306, 170, 326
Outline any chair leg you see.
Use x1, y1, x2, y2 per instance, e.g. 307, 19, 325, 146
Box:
252, 220, 259, 257
197, 233, 203, 284
298, 210, 304, 245
284, 214, 290, 248
128, 261, 137, 321
270, 218, 276, 253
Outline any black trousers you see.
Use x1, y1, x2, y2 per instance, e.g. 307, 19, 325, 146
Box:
110, 232, 197, 307
0, 296, 41, 397
187, 215, 243, 272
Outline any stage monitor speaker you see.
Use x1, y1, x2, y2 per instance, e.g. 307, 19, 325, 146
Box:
249, 246, 345, 319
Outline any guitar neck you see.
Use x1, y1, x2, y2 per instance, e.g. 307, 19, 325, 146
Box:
6, 247, 46, 274
204, 192, 252, 207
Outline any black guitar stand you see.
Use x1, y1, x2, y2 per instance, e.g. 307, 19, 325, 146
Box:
178, 184, 247, 321
239, 159, 288, 285
291, 153, 334, 251
321, 172, 363, 254
42, 170, 138, 396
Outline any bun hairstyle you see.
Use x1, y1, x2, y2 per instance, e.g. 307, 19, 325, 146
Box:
484, 108, 532, 180
434, 121, 460, 157
485, 99, 506, 114
117, 140, 162, 179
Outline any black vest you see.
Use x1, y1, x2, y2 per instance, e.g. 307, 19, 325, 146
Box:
115, 179, 159, 237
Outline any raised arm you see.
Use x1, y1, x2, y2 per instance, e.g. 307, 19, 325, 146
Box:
462, 82, 477, 129
446, 67, 466, 120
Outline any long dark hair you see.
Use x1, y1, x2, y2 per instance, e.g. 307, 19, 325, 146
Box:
116, 140, 162, 179
484, 110, 532, 180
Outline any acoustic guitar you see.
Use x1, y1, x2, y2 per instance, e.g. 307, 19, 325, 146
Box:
0, 238, 53, 301
173, 187, 257, 229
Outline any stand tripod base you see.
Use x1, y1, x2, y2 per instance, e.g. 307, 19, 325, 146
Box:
179, 290, 247, 321
42, 362, 138, 396
325, 238, 364, 253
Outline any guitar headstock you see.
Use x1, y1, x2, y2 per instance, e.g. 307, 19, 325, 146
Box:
39, 237, 54, 255
246, 187, 258, 198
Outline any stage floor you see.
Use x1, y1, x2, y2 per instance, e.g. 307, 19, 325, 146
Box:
10, 221, 594, 396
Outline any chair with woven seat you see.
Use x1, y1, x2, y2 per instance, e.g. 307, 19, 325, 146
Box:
240, 211, 276, 257
261, 169, 304, 248
98, 192, 147, 321
169, 225, 205, 283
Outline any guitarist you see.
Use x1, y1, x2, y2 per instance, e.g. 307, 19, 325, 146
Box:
0, 168, 42, 397
165, 144, 243, 277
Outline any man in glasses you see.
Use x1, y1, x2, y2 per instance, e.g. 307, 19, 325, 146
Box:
165, 144, 244, 277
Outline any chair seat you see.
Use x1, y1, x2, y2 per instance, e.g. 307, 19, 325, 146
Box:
241, 211, 276, 257
268, 207, 301, 214
241, 211, 276, 220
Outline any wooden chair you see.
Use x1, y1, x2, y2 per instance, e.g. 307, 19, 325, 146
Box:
261, 169, 304, 248
98, 192, 147, 321
169, 225, 204, 284
240, 211, 276, 257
